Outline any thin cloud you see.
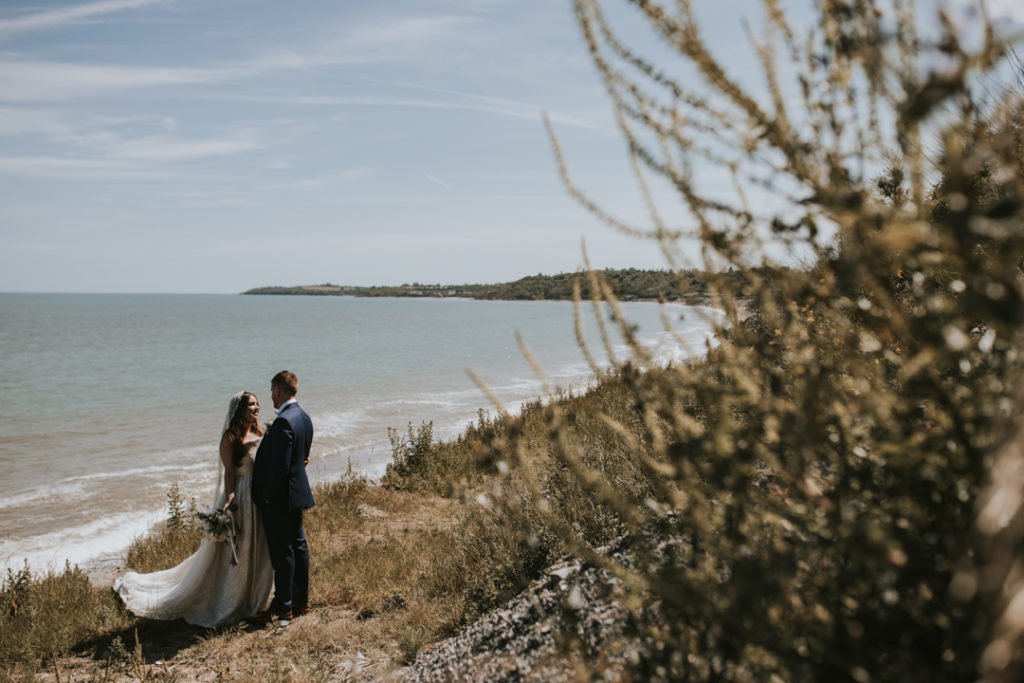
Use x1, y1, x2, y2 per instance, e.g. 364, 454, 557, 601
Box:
287, 167, 376, 191
68, 125, 263, 163
339, 15, 477, 48
424, 173, 455, 190
105, 134, 262, 162
0, 107, 259, 162
199, 93, 611, 134
0, 0, 168, 39
362, 78, 616, 133
0, 155, 169, 180
0, 106, 71, 136
0, 60, 220, 102
0, 127, 262, 175
0, 14, 477, 104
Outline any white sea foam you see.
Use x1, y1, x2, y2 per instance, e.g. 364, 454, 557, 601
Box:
310, 409, 365, 440
0, 481, 89, 511
0, 461, 212, 513
390, 396, 466, 408
0, 506, 165, 577
62, 460, 212, 483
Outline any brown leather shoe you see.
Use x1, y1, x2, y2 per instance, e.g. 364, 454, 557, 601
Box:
249, 608, 292, 625
248, 609, 270, 625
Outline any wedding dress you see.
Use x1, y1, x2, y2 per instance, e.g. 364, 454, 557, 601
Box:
114, 399, 273, 627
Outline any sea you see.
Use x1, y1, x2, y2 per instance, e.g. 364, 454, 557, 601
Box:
0, 293, 724, 577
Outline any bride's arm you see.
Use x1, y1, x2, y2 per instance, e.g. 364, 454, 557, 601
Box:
219, 434, 237, 512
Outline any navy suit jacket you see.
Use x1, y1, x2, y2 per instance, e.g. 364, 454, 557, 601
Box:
252, 401, 315, 511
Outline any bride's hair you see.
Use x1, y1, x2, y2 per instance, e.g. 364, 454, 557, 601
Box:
223, 391, 265, 467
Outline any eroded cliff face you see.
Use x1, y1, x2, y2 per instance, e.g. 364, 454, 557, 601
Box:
401, 534, 674, 682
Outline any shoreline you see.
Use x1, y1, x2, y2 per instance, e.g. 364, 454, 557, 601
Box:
2, 298, 726, 589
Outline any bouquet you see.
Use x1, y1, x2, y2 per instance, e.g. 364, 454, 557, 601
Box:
196, 508, 239, 565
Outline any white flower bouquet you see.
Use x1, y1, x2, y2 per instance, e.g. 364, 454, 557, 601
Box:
196, 508, 239, 565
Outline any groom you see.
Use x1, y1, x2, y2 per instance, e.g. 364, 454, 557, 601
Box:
251, 370, 315, 624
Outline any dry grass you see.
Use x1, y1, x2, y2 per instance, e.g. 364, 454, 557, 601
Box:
0, 462, 554, 680
2, 368, 656, 679
0, 563, 130, 677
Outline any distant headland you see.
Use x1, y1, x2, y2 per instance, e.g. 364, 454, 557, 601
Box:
243, 268, 734, 304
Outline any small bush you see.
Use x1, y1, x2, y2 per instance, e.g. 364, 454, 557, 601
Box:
125, 484, 203, 573
383, 410, 522, 495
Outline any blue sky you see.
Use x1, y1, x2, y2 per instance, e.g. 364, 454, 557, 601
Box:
0, 1, 1020, 293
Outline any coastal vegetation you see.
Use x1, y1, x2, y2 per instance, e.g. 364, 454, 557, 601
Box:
4, 1, 1024, 681
501, 0, 1024, 679
0, 381, 648, 678
242, 267, 733, 302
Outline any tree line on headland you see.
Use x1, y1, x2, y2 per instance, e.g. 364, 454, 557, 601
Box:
242, 267, 760, 304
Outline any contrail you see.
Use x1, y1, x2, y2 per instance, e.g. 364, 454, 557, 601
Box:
424, 173, 455, 189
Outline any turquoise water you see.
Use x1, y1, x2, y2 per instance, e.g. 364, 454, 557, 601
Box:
0, 293, 723, 573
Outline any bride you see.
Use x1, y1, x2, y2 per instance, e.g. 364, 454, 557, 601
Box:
114, 391, 274, 627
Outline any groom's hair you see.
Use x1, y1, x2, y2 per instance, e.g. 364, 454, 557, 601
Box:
272, 370, 298, 397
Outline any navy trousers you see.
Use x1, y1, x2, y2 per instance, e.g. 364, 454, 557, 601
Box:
260, 505, 309, 612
